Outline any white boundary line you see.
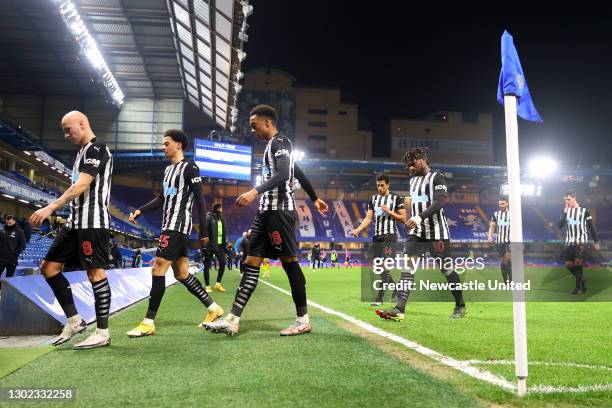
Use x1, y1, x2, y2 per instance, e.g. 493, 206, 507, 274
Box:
467, 360, 612, 371
259, 280, 515, 390
259, 279, 612, 395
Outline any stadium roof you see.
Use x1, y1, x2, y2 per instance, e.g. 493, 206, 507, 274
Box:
0, 0, 249, 127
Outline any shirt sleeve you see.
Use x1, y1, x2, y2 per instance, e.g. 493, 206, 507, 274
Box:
431, 172, 449, 201
417, 173, 448, 221
585, 209, 599, 242
395, 195, 405, 210
293, 163, 318, 201
255, 138, 291, 194
80, 143, 109, 177
491, 213, 497, 223
185, 162, 208, 238
368, 197, 374, 211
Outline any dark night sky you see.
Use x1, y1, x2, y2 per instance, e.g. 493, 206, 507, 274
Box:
243, 2, 612, 167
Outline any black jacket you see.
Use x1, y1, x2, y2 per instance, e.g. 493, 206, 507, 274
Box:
204, 212, 227, 251
0, 225, 26, 264
110, 246, 122, 268
238, 238, 249, 261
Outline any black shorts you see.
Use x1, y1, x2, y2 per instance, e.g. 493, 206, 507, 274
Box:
44, 227, 110, 270
373, 234, 398, 259
496, 243, 511, 257
564, 244, 585, 262
156, 230, 189, 261
406, 234, 451, 259
248, 210, 297, 259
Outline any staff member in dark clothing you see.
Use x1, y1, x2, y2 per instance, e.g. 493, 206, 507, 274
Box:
0, 215, 26, 289
109, 241, 122, 269
20, 217, 32, 243
203, 203, 227, 292
238, 229, 251, 275
226, 242, 235, 271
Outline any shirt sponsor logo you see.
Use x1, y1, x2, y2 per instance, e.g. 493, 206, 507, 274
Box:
410, 193, 429, 203
567, 217, 581, 225
84, 158, 100, 167
274, 149, 289, 157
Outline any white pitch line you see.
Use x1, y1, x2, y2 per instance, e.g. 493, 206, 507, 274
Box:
467, 360, 612, 371
260, 279, 612, 395
259, 279, 516, 391
528, 383, 612, 394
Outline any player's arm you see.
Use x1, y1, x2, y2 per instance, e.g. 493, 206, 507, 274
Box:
130, 193, 164, 222
406, 173, 447, 228
294, 163, 328, 215
487, 221, 496, 242
382, 197, 406, 223
488, 215, 496, 242
557, 212, 567, 229
585, 210, 600, 250
236, 139, 291, 207
557, 203, 569, 229
185, 163, 209, 244
30, 144, 110, 227
352, 209, 373, 237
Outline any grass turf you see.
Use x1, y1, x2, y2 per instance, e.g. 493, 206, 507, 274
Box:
0, 271, 478, 408
265, 265, 612, 407
0, 347, 53, 379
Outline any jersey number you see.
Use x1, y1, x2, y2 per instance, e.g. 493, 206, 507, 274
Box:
270, 231, 283, 245
82, 241, 93, 256
159, 234, 170, 248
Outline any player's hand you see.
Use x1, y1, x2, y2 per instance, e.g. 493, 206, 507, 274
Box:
405, 218, 417, 230
200, 236, 209, 246
594, 242, 600, 251
128, 209, 141, 224
563, 203, 569, 213
351, 229, 359, 238
236, 189, 258, 207
487, 236, 493, 243
314, 198, 328, 216
29, 206, 54, 227
380, 204, 390, 214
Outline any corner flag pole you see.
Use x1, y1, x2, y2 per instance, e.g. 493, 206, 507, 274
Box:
503, 94, 528, 396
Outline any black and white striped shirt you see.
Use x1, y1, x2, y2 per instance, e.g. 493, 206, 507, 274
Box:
561, 207, 591, 245
408, 171, 449, 240
368, 193, 404, 237
68, 138, 113, 230
491, 210, 510, 243
259, 136, 295, 211
161, 159, 202, 235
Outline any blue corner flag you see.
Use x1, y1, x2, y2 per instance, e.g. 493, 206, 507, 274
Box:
497, 30, 543, 122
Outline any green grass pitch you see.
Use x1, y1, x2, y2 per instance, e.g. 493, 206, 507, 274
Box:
0, 265, 610, 407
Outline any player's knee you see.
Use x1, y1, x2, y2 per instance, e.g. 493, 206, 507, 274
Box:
87, 268, 106, 282
565, 261, 574, 268
40, 261, 61, 278
173, 268, 189, 280
245, 256, 262, 267
574, 259, 583, 266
